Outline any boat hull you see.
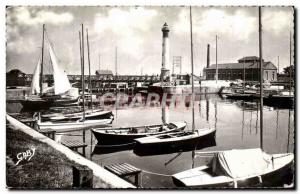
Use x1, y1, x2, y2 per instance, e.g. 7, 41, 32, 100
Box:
172, 153, 294, 188
264, 95, 294, 109
21, 96, 79, 110
92, 122, 186, 145
37, 118, 113, 132
134, 129, 216, 156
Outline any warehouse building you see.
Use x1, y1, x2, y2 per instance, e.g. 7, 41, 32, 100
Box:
204, 56, 277, 82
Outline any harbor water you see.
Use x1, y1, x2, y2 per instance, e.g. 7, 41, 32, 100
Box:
6, 94, 294, 188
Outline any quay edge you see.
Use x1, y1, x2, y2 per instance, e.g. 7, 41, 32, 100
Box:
6, 114, 136, 189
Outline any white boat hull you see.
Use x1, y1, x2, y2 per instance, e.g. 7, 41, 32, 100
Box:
172, 152, 294, 188
37, 118, 113, 132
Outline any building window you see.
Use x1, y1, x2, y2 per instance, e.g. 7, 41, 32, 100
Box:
266, 71, 268, 80
272, 71, 275, 80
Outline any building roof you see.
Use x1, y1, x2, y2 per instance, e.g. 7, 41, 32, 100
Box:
205, 61, 276, 70
238, 56, 260, 62
95, 70, 113, 75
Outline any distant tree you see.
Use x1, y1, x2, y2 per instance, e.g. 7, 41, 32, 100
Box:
283, 65, 294, 76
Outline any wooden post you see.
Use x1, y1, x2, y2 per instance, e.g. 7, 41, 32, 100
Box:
72, 165, 93, 188
135, 173, 140, 187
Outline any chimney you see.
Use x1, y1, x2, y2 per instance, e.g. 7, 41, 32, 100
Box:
207, 44, 210, 68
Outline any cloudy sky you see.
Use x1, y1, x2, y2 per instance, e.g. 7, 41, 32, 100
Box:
6, 6, 294, 75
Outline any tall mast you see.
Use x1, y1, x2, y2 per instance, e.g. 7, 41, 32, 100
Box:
258, 7, 263, 150
215, 35, 218, 83
40, 24, 45, 94
115, 47, 118, 77
243, 57, 246, 91
289, 31, 292, 96
277, 56, 280, 91
81, 24, 85, 120
190, 6, 195, 132
86, 28, 93, 107
98, 53, 101, 72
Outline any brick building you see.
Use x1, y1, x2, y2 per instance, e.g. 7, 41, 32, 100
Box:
204, 56, 277, 82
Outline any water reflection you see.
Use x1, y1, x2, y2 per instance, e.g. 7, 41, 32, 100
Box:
6, 93, 295, 188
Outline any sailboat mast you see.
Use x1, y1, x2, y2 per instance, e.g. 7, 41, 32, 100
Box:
81, 24, 85, 120
115, 47, 118, 76
243, 57, 246, 91
98, 53, 101, 72
289, 31, 292, 96
86, 28, 93, 107
215, 35, 218, 83
40, 24, 45, 94
258, 7, 263, 150
278, 56, 280, 91
189, 6, 195, 132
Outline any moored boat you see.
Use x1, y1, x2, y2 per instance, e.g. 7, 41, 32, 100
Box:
36, 115, 113, 132
21, 25, 79, 110
91, 122, 187, 145
172, 148, 294, 188
134, 128, 216, 155
41, 109, 113, 122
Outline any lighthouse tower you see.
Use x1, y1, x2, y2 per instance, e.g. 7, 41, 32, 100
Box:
161, 23, 170, 83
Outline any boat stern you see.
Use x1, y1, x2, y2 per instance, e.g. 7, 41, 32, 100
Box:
170, 121, 187, 130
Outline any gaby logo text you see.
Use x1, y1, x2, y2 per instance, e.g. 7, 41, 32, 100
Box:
16, 147, 36, 165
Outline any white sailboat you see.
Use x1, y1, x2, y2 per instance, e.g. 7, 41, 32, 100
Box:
172, 7, 294, 188
35, 24, 114, 131
21, 24, 79, 110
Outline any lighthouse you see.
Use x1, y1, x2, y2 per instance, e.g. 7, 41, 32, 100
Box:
161, 23, 170, 83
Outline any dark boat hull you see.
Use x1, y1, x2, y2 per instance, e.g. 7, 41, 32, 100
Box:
92, 128, 180, 145
226, 93, 259, 101
264, 96, 294, 109
92, 123, 186, 145
21, 97, 79, 110
134, 130, 216, 156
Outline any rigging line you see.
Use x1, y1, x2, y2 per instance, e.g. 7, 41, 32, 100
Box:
141, 169, 172, 177
92, 151, 132, 161
44, 28, 61, 63
164, 152, 183, 166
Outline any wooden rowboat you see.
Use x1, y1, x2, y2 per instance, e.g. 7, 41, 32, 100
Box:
134, 128, 216, 155
92, 122, 187, 145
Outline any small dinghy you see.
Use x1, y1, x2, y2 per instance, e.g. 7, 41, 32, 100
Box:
134, 128, 216, 153
92, 122, 187, 145
41, 109, 113, 122
172, 148, 294, 188
35, 111, 114, 132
